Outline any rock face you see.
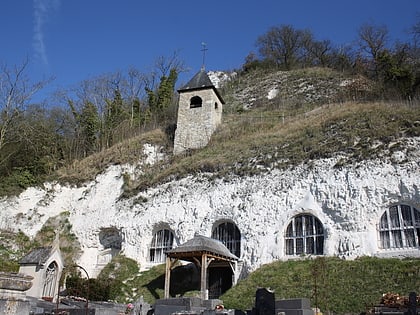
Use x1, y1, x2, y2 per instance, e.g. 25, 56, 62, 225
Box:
0, 140, 419, 279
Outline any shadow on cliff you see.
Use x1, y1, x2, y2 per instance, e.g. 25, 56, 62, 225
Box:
143, 263, 200, 299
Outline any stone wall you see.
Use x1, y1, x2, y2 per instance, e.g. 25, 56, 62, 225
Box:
174, 88, 222, 155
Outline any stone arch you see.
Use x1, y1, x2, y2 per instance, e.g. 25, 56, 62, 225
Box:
42, 261, 58, 300
285, 213, 324, 256
378, 204, 420, 249
150, 225, 175, 263
190, 95, 203, 108
211, 220, 241, 258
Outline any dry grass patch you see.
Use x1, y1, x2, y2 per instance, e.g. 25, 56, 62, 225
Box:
55, 129, 169, 185
123, 101, 419, 196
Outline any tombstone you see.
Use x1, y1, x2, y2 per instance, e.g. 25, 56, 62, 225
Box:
255, 288, 275, 315
405, 292, 417, 315
275, 298, 314, 315
0, 272, 33, 315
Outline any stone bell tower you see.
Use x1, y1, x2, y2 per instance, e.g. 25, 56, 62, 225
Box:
173, 68, 225, 155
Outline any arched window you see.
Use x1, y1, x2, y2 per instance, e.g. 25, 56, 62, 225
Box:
190, 96, 202, 108
150, 229, 174, 263
212, 221, 241, 258
379, 204, 420, 249
285, 214, 324, 255
42, 261, 58, 299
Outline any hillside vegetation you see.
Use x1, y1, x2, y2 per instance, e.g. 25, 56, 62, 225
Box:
53, 68, 420, 195
57, 68, 419, 314
0, 67, 419, 315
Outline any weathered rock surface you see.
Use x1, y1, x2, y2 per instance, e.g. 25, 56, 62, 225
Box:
0, 139, 419, 278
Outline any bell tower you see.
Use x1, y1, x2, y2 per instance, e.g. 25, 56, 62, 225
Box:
173, 68, 224, 155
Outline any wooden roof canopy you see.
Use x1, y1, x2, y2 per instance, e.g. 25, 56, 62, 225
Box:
164, 235, 238, 300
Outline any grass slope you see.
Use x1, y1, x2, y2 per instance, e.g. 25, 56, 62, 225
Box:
106, 257, 420, 315
220, 257, 420, 314
124, 101, 420, 196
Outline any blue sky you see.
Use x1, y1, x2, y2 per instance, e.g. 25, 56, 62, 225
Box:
1, 0, 419, 102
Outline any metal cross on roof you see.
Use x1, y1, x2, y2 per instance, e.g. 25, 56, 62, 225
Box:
201, 42, 208, 70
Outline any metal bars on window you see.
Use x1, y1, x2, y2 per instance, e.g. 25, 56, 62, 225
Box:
285, 214, 324, 256
378, 205, 420, 249
150, 229, 174, 263
212, 222, 241, 258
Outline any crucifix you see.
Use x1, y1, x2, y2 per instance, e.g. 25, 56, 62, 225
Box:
201, 42, 208, 70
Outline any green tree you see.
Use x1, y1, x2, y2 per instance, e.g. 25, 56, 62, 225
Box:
0, 104, 67, 194
376, 47, 415, 98
146, 68, 178, 122
104, 89, 127, 148
69, 99, 100, 157
80, 101, 99, 156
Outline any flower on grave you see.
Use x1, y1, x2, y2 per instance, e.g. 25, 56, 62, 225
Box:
125, 303, 134, 314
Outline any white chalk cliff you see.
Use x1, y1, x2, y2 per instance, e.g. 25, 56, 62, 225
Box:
0, 137, 419, 279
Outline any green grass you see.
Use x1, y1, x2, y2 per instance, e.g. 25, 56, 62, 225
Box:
220, 257, 420, 314
96, 257, 419, 315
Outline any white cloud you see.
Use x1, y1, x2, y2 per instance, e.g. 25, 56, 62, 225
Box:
33, 0, 60, 66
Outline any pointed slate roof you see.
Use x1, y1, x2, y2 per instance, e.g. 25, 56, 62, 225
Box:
178, 69, 225, 104
19, 246, 53, 266
166, 234, 238, 261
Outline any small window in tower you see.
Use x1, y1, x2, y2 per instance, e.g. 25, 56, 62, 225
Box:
190, 96, 202, 108
215, 102, 218, 109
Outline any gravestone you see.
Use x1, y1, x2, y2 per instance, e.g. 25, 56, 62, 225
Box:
0, 272, 33, 315
275, 298, 314, 315
255, 288, 275, 315
405, 292, 417, 315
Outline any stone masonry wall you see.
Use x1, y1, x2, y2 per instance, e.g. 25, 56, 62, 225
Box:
174, 89, 222, 155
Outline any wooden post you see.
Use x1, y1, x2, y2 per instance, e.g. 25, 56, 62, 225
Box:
164, 256, 171, 298
200, 254, 207, 300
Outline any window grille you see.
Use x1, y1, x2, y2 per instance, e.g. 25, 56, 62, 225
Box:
42, 262, 58, 298
212, 222, 241, 258
378, 205, 420, 249
285, 214, 324, 255
150, 229, 174, 263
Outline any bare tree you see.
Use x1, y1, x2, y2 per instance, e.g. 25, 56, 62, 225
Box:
306, 39, 333, 67
125, 67, 147, 126
154, 50, 187, 78
0, 60, 48, 156
358, 23, 389, 61
256, 24, 308, 70
410, 13, 420, 47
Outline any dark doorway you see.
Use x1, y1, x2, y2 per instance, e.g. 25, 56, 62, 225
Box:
208, 267, 233, 299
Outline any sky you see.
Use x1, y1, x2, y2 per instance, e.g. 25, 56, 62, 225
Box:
1, 0, 419, 103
